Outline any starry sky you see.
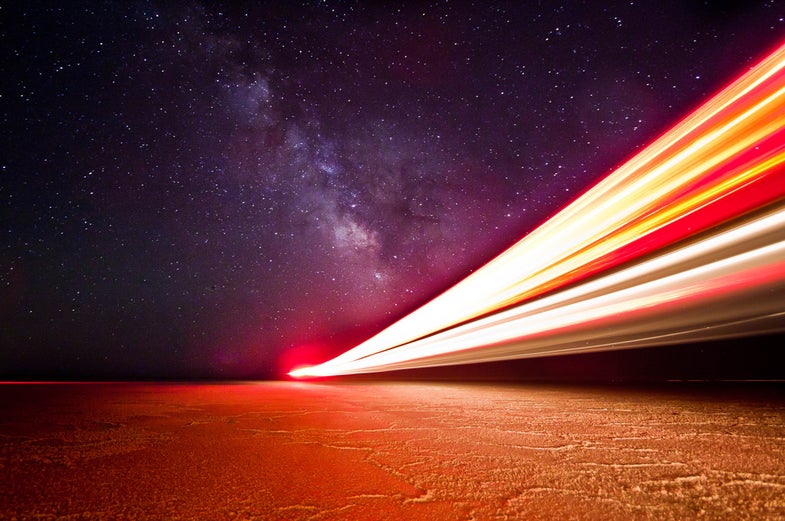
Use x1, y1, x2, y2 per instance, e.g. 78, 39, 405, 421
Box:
2, 1, 784, 379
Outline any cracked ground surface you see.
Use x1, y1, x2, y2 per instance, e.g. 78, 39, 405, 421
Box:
1, 382, 784, 520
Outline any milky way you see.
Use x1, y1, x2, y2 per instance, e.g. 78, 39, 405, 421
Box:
2, 2, 784, 378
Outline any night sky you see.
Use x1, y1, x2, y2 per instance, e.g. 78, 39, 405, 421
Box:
3, 1, 784, 380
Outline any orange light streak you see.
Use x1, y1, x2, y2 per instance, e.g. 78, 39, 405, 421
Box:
290, 41, 785, 378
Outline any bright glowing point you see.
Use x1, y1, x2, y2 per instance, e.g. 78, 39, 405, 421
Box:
288, 366, 318, 379
301, 41, 785, 377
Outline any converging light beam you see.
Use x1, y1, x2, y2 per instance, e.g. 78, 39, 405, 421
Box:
290, 41, 785, 378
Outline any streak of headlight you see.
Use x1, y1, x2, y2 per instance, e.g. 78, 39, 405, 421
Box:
289, 41, 785, 378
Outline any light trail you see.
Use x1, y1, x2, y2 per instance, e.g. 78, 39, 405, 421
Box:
289, 41, 785, 379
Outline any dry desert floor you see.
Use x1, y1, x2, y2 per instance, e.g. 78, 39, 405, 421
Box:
1, 381, 784, 519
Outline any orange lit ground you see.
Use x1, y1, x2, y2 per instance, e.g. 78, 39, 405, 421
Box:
1, 382, 784, 520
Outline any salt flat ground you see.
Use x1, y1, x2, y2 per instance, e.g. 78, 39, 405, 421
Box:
1, 382, 784, 520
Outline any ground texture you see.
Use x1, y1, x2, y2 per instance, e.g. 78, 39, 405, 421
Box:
1, 382, 784, 520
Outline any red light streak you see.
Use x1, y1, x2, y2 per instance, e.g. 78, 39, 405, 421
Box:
289, 41, 785, 379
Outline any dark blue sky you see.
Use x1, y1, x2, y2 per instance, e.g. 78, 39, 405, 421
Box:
2, 1, 784, 378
